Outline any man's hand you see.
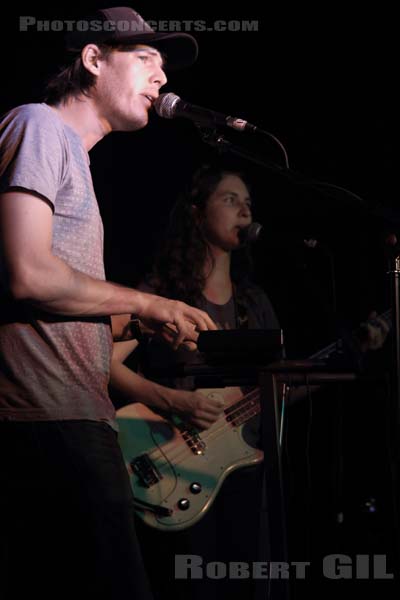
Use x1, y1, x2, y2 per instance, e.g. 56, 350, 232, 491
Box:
169, 389, 225, 429
135, 293, 217, 350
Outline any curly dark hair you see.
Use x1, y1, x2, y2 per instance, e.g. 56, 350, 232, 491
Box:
149, 165, 254, 306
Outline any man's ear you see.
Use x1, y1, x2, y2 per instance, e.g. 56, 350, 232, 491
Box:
81, 44, 104, 76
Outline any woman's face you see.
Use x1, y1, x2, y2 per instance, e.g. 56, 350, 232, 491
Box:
202, 174, 252, 251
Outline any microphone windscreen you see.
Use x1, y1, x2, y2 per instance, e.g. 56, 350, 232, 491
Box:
154, 93, 180, 119
238, 222, 263, 244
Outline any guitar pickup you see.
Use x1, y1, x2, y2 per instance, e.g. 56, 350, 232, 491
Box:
130, 454, 162, 488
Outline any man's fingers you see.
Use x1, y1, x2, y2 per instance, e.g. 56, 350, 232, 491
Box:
172, 316, 189, 349
181, 305, 217, 332
140, 297, 218, 351
158, 323, 178, 346
193, 310, 218, 331
166, 318, 201, 349
170, 308, 216, 348
181, 341, 198, 352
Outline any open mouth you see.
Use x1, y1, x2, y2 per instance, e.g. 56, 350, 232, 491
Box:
143, 94, 155, 106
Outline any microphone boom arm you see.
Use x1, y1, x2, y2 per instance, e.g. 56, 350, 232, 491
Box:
196, 127, 365, 206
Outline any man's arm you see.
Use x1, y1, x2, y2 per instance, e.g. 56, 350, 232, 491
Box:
110, 340, 224, 429
0, 192, 216, 345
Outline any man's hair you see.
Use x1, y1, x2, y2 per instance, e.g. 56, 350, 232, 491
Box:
149, 165, 254, 306
44, 44, 116, 105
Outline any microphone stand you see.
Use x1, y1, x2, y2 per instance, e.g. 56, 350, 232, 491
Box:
195, 126, 365, 206
387, 251, 400, 429
196, 124, 400, 574
386, 246, 400, 572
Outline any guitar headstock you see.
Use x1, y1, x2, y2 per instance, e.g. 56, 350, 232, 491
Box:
356, 310, 391, 352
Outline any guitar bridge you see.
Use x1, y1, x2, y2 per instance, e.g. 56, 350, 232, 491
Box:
130, 454, 162, 488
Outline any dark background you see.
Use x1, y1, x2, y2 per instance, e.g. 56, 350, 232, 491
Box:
1, 3, 398, 597
2, 2, 397, 346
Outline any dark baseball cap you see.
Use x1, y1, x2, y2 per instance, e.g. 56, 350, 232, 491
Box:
65, 6, 198, 69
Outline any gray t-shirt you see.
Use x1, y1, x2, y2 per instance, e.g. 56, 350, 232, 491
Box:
0, 103, 114, 425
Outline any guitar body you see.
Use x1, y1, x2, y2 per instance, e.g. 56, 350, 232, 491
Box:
116, 309, 391, 532
116, 387, 263, 531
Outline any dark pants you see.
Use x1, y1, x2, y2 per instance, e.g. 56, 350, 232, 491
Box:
136, 464, 269, 600
0, 420, 152, 600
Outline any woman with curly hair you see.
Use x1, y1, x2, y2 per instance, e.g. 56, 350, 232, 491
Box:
110, 164, 280, 600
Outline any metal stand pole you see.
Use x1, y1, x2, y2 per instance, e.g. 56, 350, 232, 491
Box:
388, 254, 400, 430
387, 252, 400, 578
259, 368, 290, 600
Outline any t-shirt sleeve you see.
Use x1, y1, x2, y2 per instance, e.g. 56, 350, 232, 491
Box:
0, 105, 66, 209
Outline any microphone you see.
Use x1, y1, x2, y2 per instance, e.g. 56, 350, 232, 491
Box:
238, 225, 330, 252
238, 222, 263, 244
154, 93, 259, 133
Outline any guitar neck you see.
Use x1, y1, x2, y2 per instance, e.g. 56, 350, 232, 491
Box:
224, 388, 261, 427
219, 308, 393, 425
179, 309, 393, 435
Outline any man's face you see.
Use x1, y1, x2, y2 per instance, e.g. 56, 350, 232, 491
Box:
95, 44, 167, 131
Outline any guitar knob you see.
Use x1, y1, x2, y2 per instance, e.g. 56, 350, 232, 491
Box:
177, 498, 190, 511
190, 482, 202, 494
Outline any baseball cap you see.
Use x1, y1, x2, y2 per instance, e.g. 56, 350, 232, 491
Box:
65, 6, 198, 69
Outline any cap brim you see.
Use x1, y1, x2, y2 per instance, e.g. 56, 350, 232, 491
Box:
113, 32, 198, 70
66, 29, 198, 70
